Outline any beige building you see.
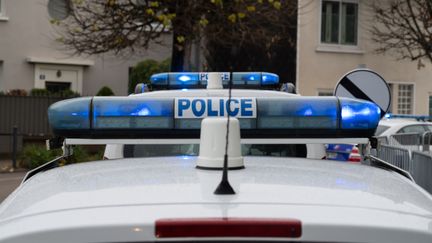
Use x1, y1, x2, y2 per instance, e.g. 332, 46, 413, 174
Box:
297, 0, 432, 115
0, 0, 171, 96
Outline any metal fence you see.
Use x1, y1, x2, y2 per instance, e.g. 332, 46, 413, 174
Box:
376, 135, 432, 194
387, 132, 422, 151
382, 132, 432, 154
411, 151, 432, 193
377, 144, 411, 172
0, 96, 67, 153
0, 96, 66, 136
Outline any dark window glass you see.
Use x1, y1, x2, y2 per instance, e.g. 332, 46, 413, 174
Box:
321, 1, 339, 44
124, 144, 307, 158
341, 2, 357, 44
48, 0, 70, 20
321, 1, 358, 45
45, 81, 71, 93
429, 96, 432, 116
398, 125, 427, 134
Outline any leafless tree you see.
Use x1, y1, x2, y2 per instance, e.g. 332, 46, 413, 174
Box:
371, 0, 432, 65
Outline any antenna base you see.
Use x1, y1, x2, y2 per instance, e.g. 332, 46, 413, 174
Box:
214, 180, 236, 195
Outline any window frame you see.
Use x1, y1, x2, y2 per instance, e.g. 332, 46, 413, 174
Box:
317, 89, 334, 96
397, 125, 427, 134
388, 82, 416, 115
396, 83, 415, 115
317, 0, 360, 53
428, 94, 432, 116
0, 0, 9, 21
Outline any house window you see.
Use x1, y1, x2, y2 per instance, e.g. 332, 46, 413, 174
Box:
429, 96, 432, 116
45, 81, 71, 93
318, 89, 334, 96
0, 62, 3, 88
321, 0, 358, 45
397, 84, 414, 114
0, 0, 4, 16
48, 0, 70, 20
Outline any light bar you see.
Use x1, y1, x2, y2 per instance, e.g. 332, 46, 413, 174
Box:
93, 97, 173, 129
257, 97, 338, 129
48, 96, 380, 138
150, 72, 279, 88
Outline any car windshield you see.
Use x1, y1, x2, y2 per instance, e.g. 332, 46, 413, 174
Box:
375, 125, 390, 136
123, 144, 307, 158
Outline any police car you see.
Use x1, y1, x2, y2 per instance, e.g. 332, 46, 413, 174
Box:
377, 115, 432, 137
0, 71, 431, 243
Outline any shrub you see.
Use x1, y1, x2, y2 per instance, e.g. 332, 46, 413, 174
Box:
129, 58, 171, 94
28, 88, 81, 97
19, 144, 104, 169
7, 89, 27, 96
57, 89, 80, 98
96, 86, 115, 96
30, 88, 51, 96
19, 144, 61, 169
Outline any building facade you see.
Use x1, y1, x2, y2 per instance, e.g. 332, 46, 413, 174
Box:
0, 0, 171, 96
297, 0, 432, 115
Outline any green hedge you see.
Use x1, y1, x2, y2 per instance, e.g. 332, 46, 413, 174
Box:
129, 58, 170, 94
19, 144, 104, 169
30, 88, 80, 97
96, 86, 115, 96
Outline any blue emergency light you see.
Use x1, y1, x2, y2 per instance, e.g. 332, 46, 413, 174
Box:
150, 72, 279, 88
384, 113, 432, 121
48, 96, 380, 139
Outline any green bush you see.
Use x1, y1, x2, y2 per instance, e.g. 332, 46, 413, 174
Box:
29, 88, 80, 97
30, 88, 51, 96
129, 58, 171, 94
19, 144, 104, 169
96, 86, 115, 96
19, 144, 61, 169
56, 89, 80, 98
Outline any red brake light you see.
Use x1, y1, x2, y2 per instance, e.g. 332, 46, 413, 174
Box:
155, 217, 302, 238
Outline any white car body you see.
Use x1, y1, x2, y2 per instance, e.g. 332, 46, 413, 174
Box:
376, 118, 432, 150
377, 118, 432, 137
1, 157, 432, 243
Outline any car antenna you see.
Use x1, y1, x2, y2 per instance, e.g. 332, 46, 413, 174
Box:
214, 71, 236, 195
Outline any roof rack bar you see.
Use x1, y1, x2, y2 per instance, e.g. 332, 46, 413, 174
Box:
367, 155, 415, 182
21, 144, 73, 183
65, 138, 370, 145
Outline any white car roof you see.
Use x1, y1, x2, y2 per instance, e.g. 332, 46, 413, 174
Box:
1, 157, 431, 242
377, 118, 432, 136
379, 118, 432, 127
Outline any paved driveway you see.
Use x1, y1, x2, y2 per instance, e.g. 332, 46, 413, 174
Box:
0, 172, 26, 203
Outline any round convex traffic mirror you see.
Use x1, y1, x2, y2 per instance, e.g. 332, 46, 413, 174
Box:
334, 69, 391, 118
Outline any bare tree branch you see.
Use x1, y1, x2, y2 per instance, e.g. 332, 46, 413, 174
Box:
371, 0, 432, 64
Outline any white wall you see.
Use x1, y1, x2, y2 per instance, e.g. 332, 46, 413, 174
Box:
297, 0, 432, 114
0, 0, 172, 96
